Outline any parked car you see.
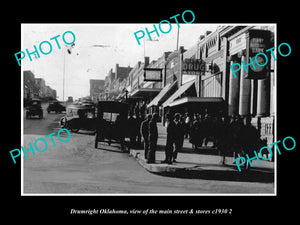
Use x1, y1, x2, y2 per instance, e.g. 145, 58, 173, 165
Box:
26, 99, 43, 119
94, 101, 130, 152
60, 104, 96, 133
47, 101, 66, 114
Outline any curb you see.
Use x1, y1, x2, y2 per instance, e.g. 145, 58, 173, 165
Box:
130, 149, 201, 174
129, 149, 259, 174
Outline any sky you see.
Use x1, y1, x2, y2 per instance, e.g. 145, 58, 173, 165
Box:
22, 23, 219, 101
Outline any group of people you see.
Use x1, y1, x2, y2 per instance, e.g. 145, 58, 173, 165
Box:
139, 111, 264, 169
140, 112, 185, 164
140, 113, 159, 163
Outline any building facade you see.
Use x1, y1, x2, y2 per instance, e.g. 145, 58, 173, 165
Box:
144, 25, 275, 148
24, 70, 57, 103
24, 70, 39, 100
34, 78, 46, 98
220, 25, 275, 147
90, 79, 105, 102
103, 64, 132, 101
99, 25, 275, 149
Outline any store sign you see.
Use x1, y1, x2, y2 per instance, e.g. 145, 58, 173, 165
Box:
244, 30, 271, 79
144, 68, 162, 81
182, 58, 205, 75
229, 33, 247, 56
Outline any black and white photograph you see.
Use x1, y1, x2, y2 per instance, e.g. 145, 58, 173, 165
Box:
4, 4, 298, 220
21, 24, 276, 195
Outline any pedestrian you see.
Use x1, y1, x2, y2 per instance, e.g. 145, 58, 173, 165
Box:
216, 116, 231, 165
147, 113, 159, 163
136, 112, 142, 148
172, 113, 184, 163
238, 116, 261, 170
165, 112, 172, 127
128, 113, 137, 148
140, 114, 152, 160
184, 112, 191, 138
162, 114, 176, 164
190, 114, 201, 150
229, 114, 243, 163
202, 113, 213, 147
140, 102, 147, 120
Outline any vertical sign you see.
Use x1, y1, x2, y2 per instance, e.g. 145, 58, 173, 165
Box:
244, 30, 271, 79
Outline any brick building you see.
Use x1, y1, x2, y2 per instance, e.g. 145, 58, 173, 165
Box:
90, 79, 105, 102
24, 70, 57, 101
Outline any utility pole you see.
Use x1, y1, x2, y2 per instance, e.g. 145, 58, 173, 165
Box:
176, 26, 180, 51
63, 51, 66, 102
62, 43, 75, 102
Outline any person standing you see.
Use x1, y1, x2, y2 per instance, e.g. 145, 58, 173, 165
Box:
184, 112, 191, 138
203, 113, 213, 147
216, 116, 231, 165
229, 115, 243, 163
147, 113, 159, 163
190, 114, 201, 150
135, 113, 142, 148
239, 116, 261, 170
140, 114, 152, 160
128, 113, 137, 148
162, 114, 176, 164
172, 113, 184, 163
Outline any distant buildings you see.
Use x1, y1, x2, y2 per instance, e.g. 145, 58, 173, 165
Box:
24, 70, 39, 99
67, 96, 73, 103
23, 70, 57, 102
89, 79, 105, 103
100, 64, 133, 101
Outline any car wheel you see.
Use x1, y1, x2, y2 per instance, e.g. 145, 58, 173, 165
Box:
94, 139, 98, 148
70, 127, 79, 133
60, 117, 67, 128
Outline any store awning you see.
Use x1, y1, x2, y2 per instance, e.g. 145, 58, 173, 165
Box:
168, 96, 224, 107
147, 81, 178, 108
129, 88, 161, 98
162, 80, 195, 108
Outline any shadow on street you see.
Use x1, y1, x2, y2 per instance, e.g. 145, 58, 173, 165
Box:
95, 143, 128, 154
156, 166, 274, 183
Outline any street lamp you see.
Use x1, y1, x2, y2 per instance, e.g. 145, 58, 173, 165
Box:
62, 43, 75, 102
122, 88, 128, 101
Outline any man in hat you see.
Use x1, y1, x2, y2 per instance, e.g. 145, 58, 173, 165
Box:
162, 113, 176, 164
140, 114, 152, 159
172, 113, 185, 162
147, 113, 159, 163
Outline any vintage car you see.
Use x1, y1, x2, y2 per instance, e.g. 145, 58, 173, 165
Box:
94, 101, 130, 152
60, 104, 96, 132
47, 101, 66, 114
25, 99, 43, 119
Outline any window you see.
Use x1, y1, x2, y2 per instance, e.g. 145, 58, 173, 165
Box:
103, 112, 120, 122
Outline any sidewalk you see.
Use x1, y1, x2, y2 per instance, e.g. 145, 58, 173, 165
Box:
129, 123, 274, 180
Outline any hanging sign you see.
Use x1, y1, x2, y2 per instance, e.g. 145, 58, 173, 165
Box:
182, 58, 206, 75
143, 68, 163, 81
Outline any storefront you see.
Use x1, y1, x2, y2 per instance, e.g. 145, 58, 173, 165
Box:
222, 25, 275, 148
146, 80, 178, 117
161, 34, 227, 119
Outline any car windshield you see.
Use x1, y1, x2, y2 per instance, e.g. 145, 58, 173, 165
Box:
103, 112, 120, 122
67, 109, 78, 116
